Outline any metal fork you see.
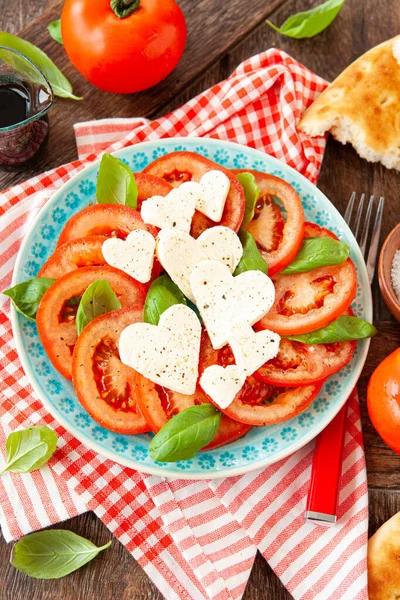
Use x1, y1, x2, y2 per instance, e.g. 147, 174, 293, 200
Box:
344, 192, 385, 283
306, 191, 384, 526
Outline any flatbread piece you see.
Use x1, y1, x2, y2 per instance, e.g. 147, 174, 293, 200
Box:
298, 36, 400, 170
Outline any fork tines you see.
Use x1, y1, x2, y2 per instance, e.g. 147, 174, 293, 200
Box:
344, 192, 384, 284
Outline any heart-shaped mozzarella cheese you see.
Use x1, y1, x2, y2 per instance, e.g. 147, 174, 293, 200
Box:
140, 184, 199, 233
194, 170, 230, 221
228, 322, 280, 377
119, 304, 201, 395
156, 226, 243, 302
102, 230, 155, 284
200, 365, 245, 409
141, 170, 230, 232
191, 260, 275, 349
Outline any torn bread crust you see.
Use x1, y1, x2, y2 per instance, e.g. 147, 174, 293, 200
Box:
368, 511, 400, 600
298, 35, 400, 171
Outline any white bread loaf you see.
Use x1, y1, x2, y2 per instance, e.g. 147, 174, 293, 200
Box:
298, 36, 400, 170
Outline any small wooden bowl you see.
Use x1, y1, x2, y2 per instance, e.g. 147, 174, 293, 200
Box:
378, 222, 400, 322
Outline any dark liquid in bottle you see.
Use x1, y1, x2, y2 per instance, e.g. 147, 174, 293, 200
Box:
0, 84, 29, 128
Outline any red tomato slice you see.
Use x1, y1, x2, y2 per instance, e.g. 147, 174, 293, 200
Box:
135, 172, 173, 209
258, 259, 357, 335
233, 169, 304, 275
133, 373, 251, 450
255, 337, 356, 386
144, 152, 245, 237
72, 307, 150, 434
303, 222, 339, 240
39, 236, 107, 278
57, 200, 160, 247
39, 234, 161, 281
36, 266, 146, 381
200, 336, 323, 426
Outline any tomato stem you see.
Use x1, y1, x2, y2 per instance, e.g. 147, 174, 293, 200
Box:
110, 0, 140, 19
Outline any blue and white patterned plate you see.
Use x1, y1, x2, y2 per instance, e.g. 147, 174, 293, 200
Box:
11, 138, 372, 479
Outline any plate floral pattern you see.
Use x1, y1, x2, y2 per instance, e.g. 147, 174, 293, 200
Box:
11, 138, 372, 479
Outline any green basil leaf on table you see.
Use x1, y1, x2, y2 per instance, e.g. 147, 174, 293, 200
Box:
149, 404, 222, 462
236, 172, 259, 228
234, 230, 268, 275
0, 32, 81, 100
3, 278, 55, 321
266, 0, 345, 39
76, 280, 121, 336
0, 426, 57, 474
281, 237, 350, 274
96, 153, 138, 207
48, 19, 63, 45
286, 315, 377, 344
144, 274, 187, 326
11, 530, 111, 579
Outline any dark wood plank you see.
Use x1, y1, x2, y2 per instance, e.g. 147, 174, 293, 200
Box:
0, 0, 288, 190
0, 512, 164, 600
1, 1, 400, 599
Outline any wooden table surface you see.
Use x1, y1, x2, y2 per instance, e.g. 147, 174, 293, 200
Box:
0, 0, 399, 598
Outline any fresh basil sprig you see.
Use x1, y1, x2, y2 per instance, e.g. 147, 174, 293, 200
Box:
266, 0, 345, 39
3, 278, 55, 321
236, 172, 259, 228
149, 404, 221, 462
0, 32, 81, 100
144, 274, 187, 326
11, 530, 111, 579
234, 230, 268, 275
96, 153, 138, 207
281, 237, 350, 274
76, 280, 121, 336
0, 426, 57, 475
48, 19, 63, 45
286, 315, 376, 344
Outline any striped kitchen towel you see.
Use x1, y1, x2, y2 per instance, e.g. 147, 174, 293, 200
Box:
0, 49, 368, 599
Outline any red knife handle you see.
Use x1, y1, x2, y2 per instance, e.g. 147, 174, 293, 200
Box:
305, 401, 348, 526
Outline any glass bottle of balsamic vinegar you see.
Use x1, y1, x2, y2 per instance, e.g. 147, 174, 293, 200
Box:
0, 46, 53, 167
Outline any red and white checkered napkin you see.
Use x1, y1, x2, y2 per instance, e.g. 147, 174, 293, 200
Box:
0, 49, 368, 599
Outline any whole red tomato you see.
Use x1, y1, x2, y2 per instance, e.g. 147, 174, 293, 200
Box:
61, 0, 186, 94
367, 347, 400, 453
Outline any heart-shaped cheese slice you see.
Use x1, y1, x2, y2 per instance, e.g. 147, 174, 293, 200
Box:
194, 170, 230, 221
140, 185, 198, 233
200, 365, 245, 409
119, 304, 201, 395
228, 322, 280, 377
191, 260, 275, 349
156, 226, 243, 302
102, 230, 155, 283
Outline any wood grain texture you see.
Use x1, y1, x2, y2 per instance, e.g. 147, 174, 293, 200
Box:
1, 0, 400, 599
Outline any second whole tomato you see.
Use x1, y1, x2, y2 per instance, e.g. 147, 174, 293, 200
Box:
61, 0, 187, 94
367, 348, 400, 453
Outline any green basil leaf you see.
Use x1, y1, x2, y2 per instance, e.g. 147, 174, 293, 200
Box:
266, 0, 345, 39
11, 530, 111, 579
76, 280, 121, 336
48, 19, 63, 45
0, 426, 57, 474
236, 172, 259, 228
234, 231, 268, 275
0, 32, 82, 100
281, 237, 350, 274
149, 404, 221, 462
286, 315, 377, 344
3, 278, 55, 321
144, 274, 187, 326
96, 153, 138, 207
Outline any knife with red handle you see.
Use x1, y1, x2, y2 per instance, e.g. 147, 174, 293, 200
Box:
305, 397, 350, 526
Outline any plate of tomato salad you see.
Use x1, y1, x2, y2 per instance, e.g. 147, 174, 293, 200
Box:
9, 138, 372, 479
